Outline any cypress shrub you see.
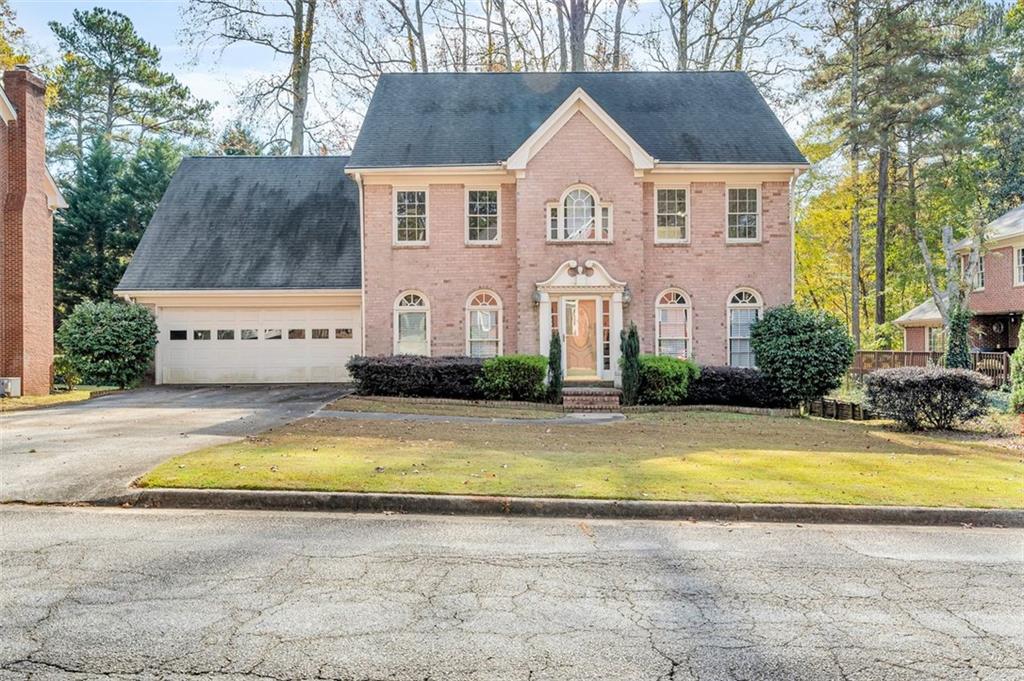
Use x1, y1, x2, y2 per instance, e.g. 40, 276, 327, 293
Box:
547, 332, 563, 404
619, 322, 641, 405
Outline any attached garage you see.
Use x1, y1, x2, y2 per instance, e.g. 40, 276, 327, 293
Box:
116, 156, 362, 384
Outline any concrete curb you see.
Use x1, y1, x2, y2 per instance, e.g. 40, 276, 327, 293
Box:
107, 488, 1024, 527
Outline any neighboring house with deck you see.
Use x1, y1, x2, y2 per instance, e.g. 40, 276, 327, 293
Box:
896, 205, 1024, 353
117, 71, 807, 386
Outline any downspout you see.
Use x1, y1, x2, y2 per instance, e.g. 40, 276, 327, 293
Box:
355, 171, 367, 357
790, 169, 799, 302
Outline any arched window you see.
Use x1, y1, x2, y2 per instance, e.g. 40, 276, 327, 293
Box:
727, 289, 762, 368
466, 291, 502, 358
655, 289, 691, 359
548, 185, 611, 241
394, 291, 429, 356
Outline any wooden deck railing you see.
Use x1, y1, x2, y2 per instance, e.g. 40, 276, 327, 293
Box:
851, 350, 1011, 386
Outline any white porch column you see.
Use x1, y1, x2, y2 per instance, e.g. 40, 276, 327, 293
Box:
611, 291, 623, 386
538, 292, 552, 357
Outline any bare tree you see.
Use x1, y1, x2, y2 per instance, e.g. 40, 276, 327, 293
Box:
183, 0, 325, 155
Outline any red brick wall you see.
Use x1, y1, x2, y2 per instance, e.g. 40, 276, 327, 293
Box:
969, 246, 1024, 315
361, 111, 794, 366
0, 69, 53, 396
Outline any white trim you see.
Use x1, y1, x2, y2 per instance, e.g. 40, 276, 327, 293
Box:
725, 185, 762, 244
726, 287, 763, 367
393, 290, 431, 356
465, 289, 503, 357
650, 163, 809, 174
118, 288, 360, 297
536, 259, 626, 294
117, 289, 361, 308
43, 168, 68, 210
465, 186, 502, 245
347, 164, 507, 176
924, 325, 946, 353
355, 171, 368, 356
653, 186, 690, 244
0, 87, 15, 124
505, 87, 655, 172
654, 288, 692, 359
393, 187, 429, 246
1015, 247, 1024, 287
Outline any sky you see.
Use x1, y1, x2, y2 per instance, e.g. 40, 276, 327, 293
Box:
13, 0, 280, 129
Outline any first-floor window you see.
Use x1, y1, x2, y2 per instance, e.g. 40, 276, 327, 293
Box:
467, 290, 501, 357
655, 289, 691, 359
728, 289, 762, 367
927, 327, 946, 353
395, 292, 429, 355
1017, 248, 1024, 286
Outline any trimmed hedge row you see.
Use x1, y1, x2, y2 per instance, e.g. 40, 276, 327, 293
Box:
346, 354, 549, 402
683, 366, 795, 409
346, 355, 486, 399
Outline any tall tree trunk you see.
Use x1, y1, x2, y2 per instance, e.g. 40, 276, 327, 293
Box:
415, 0, 429, 72
612, 0, 626, 70
289, 0, 316, 155
849, 0, 862, 348
569, 0, 586, 70
497, 0, 513, 70
734, 0, 754, 69
677, 0, 688, 69
555, 1, 568, 71
875, 133, 890, 330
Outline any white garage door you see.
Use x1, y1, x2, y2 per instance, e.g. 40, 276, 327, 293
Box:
157, 306, 361, 384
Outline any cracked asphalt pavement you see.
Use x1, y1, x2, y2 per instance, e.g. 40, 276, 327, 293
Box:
2, 507, 1022, 680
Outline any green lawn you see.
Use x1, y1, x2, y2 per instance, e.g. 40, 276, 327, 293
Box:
327, 396, 562, 419
0, 386, 118, 412
139, 411, 1024, 508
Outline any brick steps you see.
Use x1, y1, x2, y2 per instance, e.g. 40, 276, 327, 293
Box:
562, 386, 622, 412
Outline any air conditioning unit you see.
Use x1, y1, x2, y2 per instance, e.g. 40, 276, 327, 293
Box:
1, 377, 21, 397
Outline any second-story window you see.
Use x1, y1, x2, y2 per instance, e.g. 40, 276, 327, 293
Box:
727, 187, 760, 242
467, 189, 499, 243
548, 186, 611, 241
395, 189, 427, 244
656, 188, 688, 243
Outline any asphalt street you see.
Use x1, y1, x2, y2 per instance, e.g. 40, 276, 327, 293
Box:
1, 506, 1021, 680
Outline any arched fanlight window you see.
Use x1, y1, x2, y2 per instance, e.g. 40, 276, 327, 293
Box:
727, 289, 762, 368
394, 291, 429, 356
466, 290, 502, 358
655, 289, 691, 359
548, 185, 611, 241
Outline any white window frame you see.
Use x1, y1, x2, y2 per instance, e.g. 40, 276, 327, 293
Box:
654, 186, 690, 244
725, 186, 761, 244
925, 325, 946, 353
546, 184, 613, 243
393, 291, 431, 356
393, 187, 429, 246
1016, 247, 1024, 287
727, 288, 763, 367
465, 187, 501, 245
655, 288, 692, 359
465, 290, 503, 357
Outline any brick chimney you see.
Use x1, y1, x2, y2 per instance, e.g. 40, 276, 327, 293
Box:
1, 67, 54, 396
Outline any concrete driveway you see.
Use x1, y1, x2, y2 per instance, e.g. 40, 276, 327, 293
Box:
0, 385, 346, 504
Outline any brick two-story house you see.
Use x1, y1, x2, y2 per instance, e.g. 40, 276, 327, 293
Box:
896, 205, 1024, 353
117, 72, 807, 385
1, 67, 66, 397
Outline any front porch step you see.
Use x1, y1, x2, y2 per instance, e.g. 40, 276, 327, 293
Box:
562, 386, 622, 412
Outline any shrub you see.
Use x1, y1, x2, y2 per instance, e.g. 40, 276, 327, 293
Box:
1010, 326, 1024, 413
619, 323, 641, 406
750, 304, 855, 405
547, 332, 563, 404
683, 366, 794, 408
944, 304, 972, 369
52, 354, 80, 391
864, 367, 990, 430
56, 301, 157, 389
346, 355, 485, 399
636, 355, 699, 405
479, 355, 548, 402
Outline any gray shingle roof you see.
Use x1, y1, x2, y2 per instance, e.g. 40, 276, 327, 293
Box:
116, 156, 360, 291
347, 71, 807, 168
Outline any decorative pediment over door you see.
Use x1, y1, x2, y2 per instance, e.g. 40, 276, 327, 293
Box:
536, 259, 626, 295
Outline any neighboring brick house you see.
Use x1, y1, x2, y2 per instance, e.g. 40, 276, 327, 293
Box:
0, 67, 66, 397
117, 72, 806, 386
896, 205, 1024, 353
